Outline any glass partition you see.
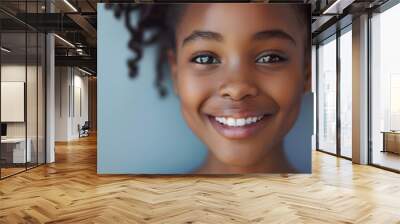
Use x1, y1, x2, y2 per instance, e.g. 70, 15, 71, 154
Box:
1, 30, 28, 177
38, 31, 45, 165
27, 31, 38, 169
0, 1, 46, 179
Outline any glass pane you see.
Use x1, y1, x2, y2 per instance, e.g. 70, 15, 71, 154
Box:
318, 36, 337, 154
371, 3, 400, 171
38, 32, 45, 165
27, 31, 38, 169
1, 31, 27, 177
340, 28, 352, 158
26, 0, 39, 170
1, 1, 46, 178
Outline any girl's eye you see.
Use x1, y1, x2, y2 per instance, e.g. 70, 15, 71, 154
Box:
255, 54, 286, 64
191, 55, 220, 64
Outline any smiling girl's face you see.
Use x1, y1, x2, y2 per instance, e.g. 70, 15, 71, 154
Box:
167, 3, 310, 172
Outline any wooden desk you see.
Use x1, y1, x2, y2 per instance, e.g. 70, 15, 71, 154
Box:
381, 131, 400, 154
1, 138, 32, 163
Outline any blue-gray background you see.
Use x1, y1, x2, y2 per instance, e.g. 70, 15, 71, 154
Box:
97, 4, 312, 174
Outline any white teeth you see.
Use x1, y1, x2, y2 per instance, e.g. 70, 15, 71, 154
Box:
236, 118, 245, 126
214, 115, 264, 127
227, 118, 235, 126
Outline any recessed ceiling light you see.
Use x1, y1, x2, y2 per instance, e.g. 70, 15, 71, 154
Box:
78, 67, 93, 76
63, 0, 78, 12
322, 0, 354, 15
1, 47, 11, 53
54, 34, 75, 48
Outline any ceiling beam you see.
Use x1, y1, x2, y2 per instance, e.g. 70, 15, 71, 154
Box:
67, 13, 97, 39
55, 55, 96, 71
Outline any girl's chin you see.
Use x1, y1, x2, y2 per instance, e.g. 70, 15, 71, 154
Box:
212, 150, 266, 167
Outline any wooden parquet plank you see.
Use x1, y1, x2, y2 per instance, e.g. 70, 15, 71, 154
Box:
0, 134, 400, 223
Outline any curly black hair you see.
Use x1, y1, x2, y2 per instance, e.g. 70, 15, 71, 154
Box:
105, 3, 186, 97
105, 2, 310, 97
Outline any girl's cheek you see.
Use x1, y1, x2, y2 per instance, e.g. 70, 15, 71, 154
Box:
261, 67, 304, 110
177, 69, 215, 108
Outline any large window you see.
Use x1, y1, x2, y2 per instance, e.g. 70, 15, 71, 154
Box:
317, 35, 337, 154
317, 24, 353, 159
339, 27, 352, 158
370, 2, 400, 171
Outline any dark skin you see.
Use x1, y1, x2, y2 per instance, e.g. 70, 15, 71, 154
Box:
167, 3, 310, 174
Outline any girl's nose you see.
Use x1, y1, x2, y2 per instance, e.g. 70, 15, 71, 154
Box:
219, 80, 259, 101
218, 54, 259, 101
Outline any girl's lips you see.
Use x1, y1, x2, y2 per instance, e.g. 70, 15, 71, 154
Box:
207, 114, 271, 139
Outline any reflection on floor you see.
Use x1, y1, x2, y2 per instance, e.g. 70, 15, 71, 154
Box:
0, 167, 25, 178
373, 150, 400, 171
340, 147, 352, 159
0, 162, 42, 179
0, 135, 400, 223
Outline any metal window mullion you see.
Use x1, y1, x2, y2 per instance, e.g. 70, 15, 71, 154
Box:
36, 0, 39, 167
316, 44, 320, 151
367, 10, 373, 165
336, 28, 341, 157
44, 0, 47, 164
25, 0, 28, 171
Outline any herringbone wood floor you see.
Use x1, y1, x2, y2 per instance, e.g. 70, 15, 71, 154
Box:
0, 134, 400, 224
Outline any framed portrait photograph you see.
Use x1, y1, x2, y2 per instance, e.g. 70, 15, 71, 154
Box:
98, 2, 313, 174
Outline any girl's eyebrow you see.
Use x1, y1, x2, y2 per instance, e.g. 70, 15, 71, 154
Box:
181, 29, 296, 47
182, 30, 223, 47
253, 29, 296, 46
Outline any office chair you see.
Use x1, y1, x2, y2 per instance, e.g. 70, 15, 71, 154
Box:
79, 121, 90, 138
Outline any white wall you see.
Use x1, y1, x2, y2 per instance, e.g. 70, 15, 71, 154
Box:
72, 73, 89, 138
55, 67, 89, 141
55, 67, 69, 141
